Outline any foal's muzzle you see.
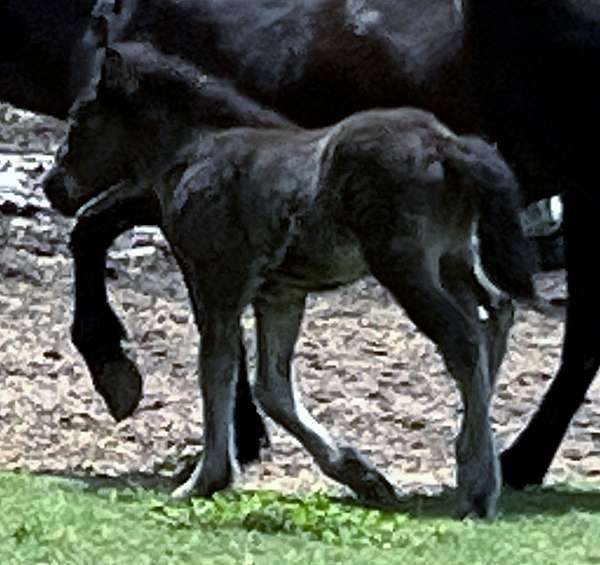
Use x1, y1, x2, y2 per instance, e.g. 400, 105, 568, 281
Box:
42, 167, 81, 216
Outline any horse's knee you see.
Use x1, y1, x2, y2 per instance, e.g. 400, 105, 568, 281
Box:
254, 376, 296, 425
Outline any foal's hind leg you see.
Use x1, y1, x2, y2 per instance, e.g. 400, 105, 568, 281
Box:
441, 252, 515, 388
253, 292, 400, 507
366, 246, 500, 518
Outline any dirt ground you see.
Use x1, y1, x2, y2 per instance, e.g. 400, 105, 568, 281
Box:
1, 104, 600, 499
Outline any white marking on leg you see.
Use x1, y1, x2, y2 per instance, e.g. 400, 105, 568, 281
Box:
471, 227, 506, 308
172, 458, 204, 499
477, 305, 489, 322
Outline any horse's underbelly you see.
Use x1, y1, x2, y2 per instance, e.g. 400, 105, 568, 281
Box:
270, 231, 369, 292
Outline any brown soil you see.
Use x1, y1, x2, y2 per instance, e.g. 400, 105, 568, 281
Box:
1, 104, 600, 499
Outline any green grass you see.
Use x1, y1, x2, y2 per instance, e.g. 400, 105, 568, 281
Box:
1, 471, 600, 564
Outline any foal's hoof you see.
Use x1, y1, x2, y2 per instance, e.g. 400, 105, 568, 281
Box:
335, 446, 402, 508
455, 489, 498, 520
455, 467, 500, 519
92, 356, 143, 421
171, 463, 232, 500
171, 479, 196, 501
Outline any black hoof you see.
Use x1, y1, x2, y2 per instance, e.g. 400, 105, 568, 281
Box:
90, 354, 143, 421
456, 490, 497, 520
500, 446, 546, 489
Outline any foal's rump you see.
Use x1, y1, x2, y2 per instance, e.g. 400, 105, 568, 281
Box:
320, 108, 536, 300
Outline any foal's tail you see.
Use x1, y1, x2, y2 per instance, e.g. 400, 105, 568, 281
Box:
445, 136, 537, 301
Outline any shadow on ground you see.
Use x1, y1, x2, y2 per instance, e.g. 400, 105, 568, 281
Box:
32, 468, 600, 520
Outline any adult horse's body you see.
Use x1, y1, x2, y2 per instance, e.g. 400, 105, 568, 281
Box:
6, 0, 599, 489
0, 0, 97, 118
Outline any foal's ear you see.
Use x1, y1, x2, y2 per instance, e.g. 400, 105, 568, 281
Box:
101, 46, 140, 95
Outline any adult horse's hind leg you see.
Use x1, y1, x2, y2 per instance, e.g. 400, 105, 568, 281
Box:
365, 245, 500, 518
252, 291, 400, 507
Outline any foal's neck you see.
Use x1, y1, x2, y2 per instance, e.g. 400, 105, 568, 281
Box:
128, 89, 293, 178
127, 112, 199, 180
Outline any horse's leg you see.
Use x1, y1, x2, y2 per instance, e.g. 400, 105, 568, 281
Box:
172, 306, 241, 498
232, 341, 271, 467
70, 181, 159, 421
252, 291, 400, 507
501, 194, 600, 488
169, 256, 269, 471
442, 251, 516, 389
71, 183, 269, 466
484, 297, 515, 389
367, 246, 499, 518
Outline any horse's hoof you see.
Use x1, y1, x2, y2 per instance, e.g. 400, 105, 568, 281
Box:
172, 480, 195, 500
456, 490, 498, 520
92, 356, 143, 421
333, 446, 402, 508
500, 446, 546, 489
171, 465, 232, 500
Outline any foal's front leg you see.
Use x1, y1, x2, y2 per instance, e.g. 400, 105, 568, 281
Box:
252, 292, 400, 507
173, 308, 241, 498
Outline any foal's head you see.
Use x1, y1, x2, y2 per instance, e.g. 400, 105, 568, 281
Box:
44, 40, 291, 215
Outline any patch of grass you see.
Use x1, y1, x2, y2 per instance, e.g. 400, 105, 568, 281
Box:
1, 471, 600, 564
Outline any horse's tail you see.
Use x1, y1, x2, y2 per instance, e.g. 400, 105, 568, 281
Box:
444, 136, 537, 301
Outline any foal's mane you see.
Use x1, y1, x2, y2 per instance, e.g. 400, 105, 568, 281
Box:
101, 41, 294, 130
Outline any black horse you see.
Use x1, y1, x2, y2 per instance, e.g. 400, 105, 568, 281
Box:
0, 0, 97, 118
5, 0, 599, 489
462, 0, 600, 488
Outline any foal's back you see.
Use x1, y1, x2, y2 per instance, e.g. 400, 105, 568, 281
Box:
159, 108, 486, 296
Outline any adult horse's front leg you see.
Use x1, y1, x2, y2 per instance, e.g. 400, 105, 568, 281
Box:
501, 193, 600, 488
69, 181, 160, 420
252, 291, 401, 508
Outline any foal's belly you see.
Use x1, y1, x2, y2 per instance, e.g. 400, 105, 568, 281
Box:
269, 224, 370, 292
